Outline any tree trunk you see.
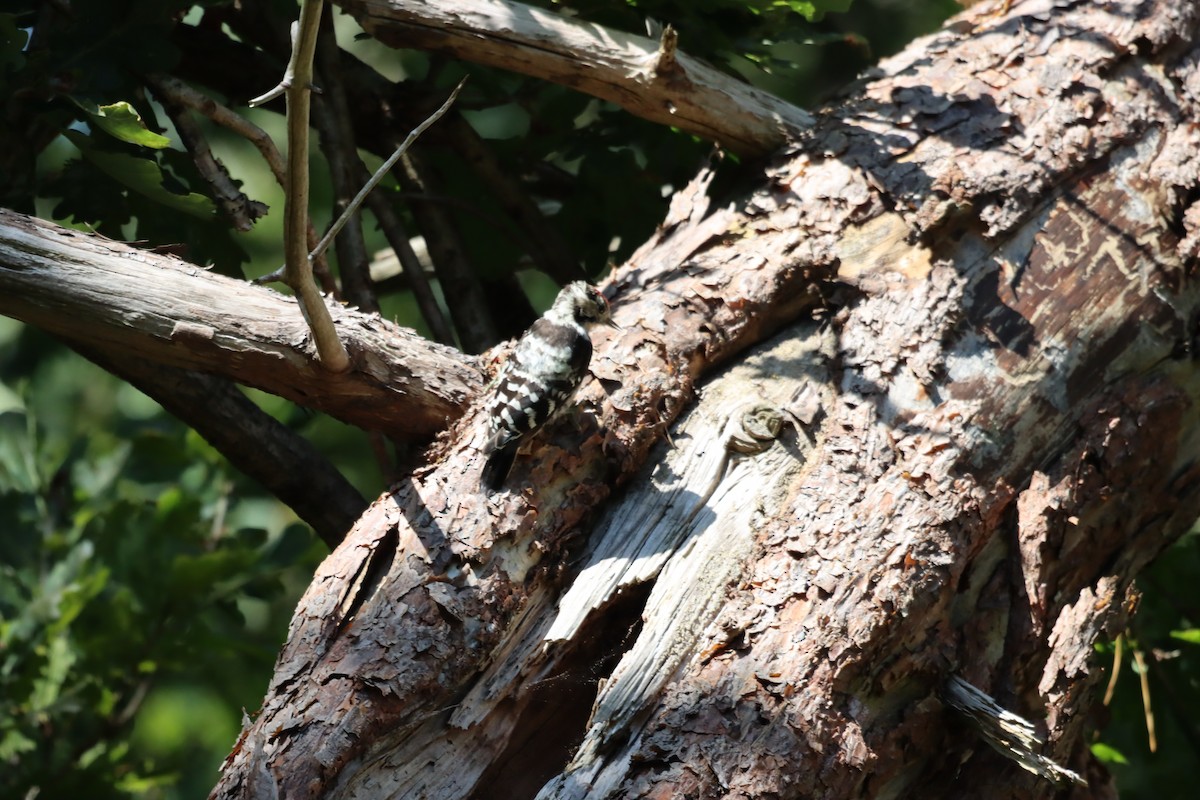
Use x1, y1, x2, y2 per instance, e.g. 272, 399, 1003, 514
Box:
4, 1, 1200, 798
201, 1, 1200, 796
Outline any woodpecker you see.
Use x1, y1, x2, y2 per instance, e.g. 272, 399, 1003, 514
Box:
481, 281, 616, 490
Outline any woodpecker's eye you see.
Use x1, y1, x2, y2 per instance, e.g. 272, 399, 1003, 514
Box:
587, 289, 610, 320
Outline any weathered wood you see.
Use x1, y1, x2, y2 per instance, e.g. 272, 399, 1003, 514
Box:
337, 0, 813, 156
187, 0, 1200, 796
0, 210, 483, 440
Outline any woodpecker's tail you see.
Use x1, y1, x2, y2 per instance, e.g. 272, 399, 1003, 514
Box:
481, 442, 519, 491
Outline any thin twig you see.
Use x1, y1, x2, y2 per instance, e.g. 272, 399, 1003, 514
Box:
150, 75, 287, 184
275, 1, 350, 371
248, 17, 304, 108
308, 77, 467, 266
149, 78, 267, 232
145, 73, 337, 294
1102, 633, 1123, 706
313, 15, 378, 313
1133, 646, 1157, 753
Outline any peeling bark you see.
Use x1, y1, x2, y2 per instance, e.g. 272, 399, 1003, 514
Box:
202, 1, 1200, 798
2, 0, 1197, 798
0, 210, 483, 440
337, 0, 813, 157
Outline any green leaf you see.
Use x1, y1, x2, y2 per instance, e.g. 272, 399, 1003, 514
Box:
1170, 628, 1200, 644
0, 412, 38, 494
0, 729, 36, 761
1091, 741, 1129, 765
73, 99, 172, 150
769, 0, 854, 21
169, 550, 253, 597
30, 634, 76, 713
63, 130, 216, 220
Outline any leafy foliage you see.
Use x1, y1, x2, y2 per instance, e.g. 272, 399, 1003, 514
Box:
0, 326, 322, 799
1091, 530, 1200, 799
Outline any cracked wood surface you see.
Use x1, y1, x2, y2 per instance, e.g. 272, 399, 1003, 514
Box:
336, 0, 813, 156
188, 0, 1200, 796
0, 210, 483, 440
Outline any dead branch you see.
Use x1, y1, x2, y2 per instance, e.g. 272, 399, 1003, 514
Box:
150, 81, 268, 232
146, 73, 338, 295
337, 0, 812, 156
0, 210, 484, 440
210, 1, 1200, 798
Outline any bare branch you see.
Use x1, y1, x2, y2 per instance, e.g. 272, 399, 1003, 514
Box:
153, 74, 289, 185
149, 80, 268, 232
397, 149, 497, 352
337, 0, 813, 156
144, 73, 336, 293
0, 209, 484, 440
307, 77, 466, 266
74, 345, 367, 547
276, 4, 352, 372
146, 73, 338, 295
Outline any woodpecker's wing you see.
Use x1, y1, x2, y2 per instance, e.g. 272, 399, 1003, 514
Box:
484, 318, 592, 446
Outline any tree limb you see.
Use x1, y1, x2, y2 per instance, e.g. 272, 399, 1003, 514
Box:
0, 209, 484, 440
270, 3, 352, 372
74, 345, 367, 547
151, 84, 268, 233
336, 0, 813, 156
145, 73, 339, 295
210, 1, 1200, 797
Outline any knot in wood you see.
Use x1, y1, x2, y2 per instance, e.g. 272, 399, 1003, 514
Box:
727, 403, 784, 455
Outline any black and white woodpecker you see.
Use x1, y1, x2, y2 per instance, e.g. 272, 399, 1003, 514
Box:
480, 281, 617, 490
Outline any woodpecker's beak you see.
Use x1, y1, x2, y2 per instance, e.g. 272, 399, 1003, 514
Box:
604, 317, 623, 331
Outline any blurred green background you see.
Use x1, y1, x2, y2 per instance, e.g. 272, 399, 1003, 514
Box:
1, 1, 1196, 798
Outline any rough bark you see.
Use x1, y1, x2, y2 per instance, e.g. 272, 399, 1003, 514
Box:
203, 1, 1200, 799
338, 0, 814, 157
0, 210, 483, 441
2, 0, 1197, 798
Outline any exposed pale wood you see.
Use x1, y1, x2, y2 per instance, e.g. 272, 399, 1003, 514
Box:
0, 210, 484, 440
543, 325, 832, 648
336, 0, 813, 156
209, 151, 824, 800
212, 0, 1200, 796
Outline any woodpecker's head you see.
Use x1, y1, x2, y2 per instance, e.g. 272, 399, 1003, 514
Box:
553, 281, 616, 329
